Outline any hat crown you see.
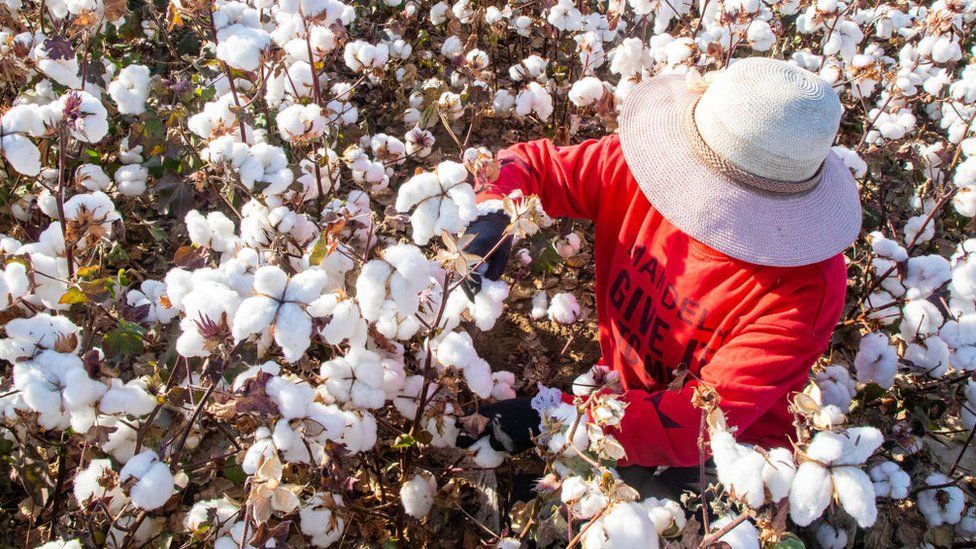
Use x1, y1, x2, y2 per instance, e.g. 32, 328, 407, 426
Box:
693, 58, 842, 183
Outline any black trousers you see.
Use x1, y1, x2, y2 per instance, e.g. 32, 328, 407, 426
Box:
616, 461, 716, 501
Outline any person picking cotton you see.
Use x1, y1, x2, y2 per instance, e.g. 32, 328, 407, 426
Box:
456, 58, 862, 498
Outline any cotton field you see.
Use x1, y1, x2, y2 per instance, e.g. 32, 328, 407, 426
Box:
0, 0, 974, 546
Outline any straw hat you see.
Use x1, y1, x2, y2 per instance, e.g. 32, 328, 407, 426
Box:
618, 57, 862, 267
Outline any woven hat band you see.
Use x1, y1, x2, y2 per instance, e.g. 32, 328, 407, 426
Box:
683, 97, 823, 195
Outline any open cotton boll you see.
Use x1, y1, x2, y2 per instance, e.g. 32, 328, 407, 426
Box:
515, 82, 554, 120
215, 23, 271, 71
854, 331, 897, 388
468, 279, 510, 330
904, 335, 950, 377
491, 371, 517, 400
320, 347, 387, 409
276, 103, 326, 142
265, 375, 315, 419
343, 40, 389, 73
119, 450, 174, 511
901, 298, 944, 340
435, 331, 493, 398
469, 436, 506, 468
814, 523, 848, 549
300, 493, 346, 547
544, 402, 590, 457
1, 133, 42, 176
530, 291, 549, 320
75, 163, 111, 191
547, 292, 580, 324
185, 498, 239, 538
114, 164, 149, 196
903, 255, 951, 299
709, 515, 760, 549
580, 501, 658, 549
74, 459, 127, 514
809, 364, 857, 411
568, 77, 605, 107
762, 447, 797, 503
561, 476, 608, 519
108, 64, 151, 115
61, 91, 109, 143
869, 461, 910, 499
232, 266, 327, 362
400, 472, 436, 519
0, 261, 30, 311
962, 381, 976, 430
711, 430, 767, 508
917, 472, 966, 526
99, 378, 156, 417
37, 539, 82, 549
830, 465, 877, 527
641, 497, 686, 536
35, 41, 81, 88
394, 160, 477, 245
789, 461, 833, 526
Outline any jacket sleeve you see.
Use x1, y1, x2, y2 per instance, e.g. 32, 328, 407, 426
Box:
477, 136, 613, 221
607, 289, 838, 468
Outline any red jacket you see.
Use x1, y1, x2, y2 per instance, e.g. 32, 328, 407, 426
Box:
478, 135, 847, 468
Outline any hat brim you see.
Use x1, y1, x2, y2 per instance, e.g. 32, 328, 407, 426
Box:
618, 74, 862, 267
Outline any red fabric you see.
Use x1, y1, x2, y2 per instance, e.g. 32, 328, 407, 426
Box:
480, 136, 847, 468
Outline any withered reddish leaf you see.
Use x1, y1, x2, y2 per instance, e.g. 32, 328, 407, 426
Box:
43, 37, 74, 60
235, 371, 280, 416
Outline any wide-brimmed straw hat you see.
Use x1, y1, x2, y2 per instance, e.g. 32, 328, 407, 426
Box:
618, 57, 862, 267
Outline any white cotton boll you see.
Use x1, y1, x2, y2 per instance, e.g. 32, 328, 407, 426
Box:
266, 376, 314, 419
119, 450, 174, 511
61, 91, 109, 143
530, 291, 549, 320
904, 214, 935, 245
185, 498, 239, 537
436, 331, 493, 398
1, 133, 42, 176
547, 0, 582, 31
470, 279, 510, 330
75, 164, 111, 191
568, 77, 605, 107
711, 430, 767, 508
74, 459, 127, 513
831, 466, 877, 527
854, 332, 897, 388
641, 497, 686, 535
814, 523, 848, 549
762, 447, 797, 503
400, 472, 436, 518
515, 82, 554, 120
746, 20, 775, 51
469, 436, 506, 468
395, 160, 477, 245
833, 145, 867, 178
0, 262, 30, 311
609, 38, 648, 77
581, 502, 658, 549
108, 64, 151, 115
904, 255, 951, 299
215, 24, 271, 71
868, 231, 908, 262
810, 365, 857, 411
709, 516, 760, 549
440, 35, 463, 58
493, 89, 515, 116
554, 233, 583, 258
918, 472, 965, 526
491, 371, 516, 400
962, 381, 976, 431
789, 462, 833, 526
561, 476, 607, 520
343, 40, 389, 73
547, 292, 579, 324
901, 299, 944, 341
276, 103, 326, 142
958, 506, 976, 537
99, 378, 156, 417
905, 336, 950, 377
114, 164, 149, 196
869, 461, 910, 499
300, 493, 346, 547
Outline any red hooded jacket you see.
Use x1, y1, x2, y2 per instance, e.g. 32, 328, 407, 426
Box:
477, 135, 847, 468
